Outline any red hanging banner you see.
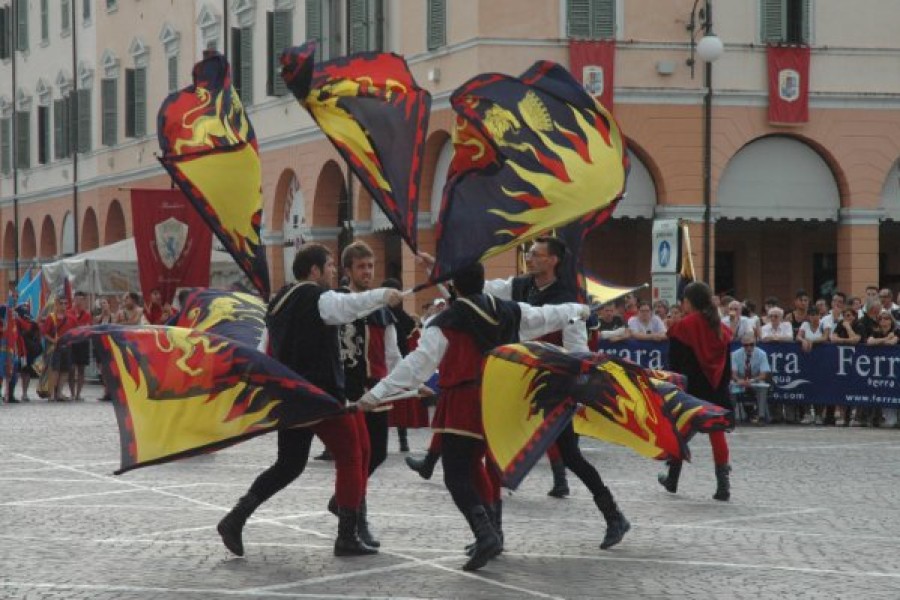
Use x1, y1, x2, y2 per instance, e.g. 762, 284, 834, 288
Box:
130, 188, 213, 307
767, 44, 810, 125
568, 39, 616, 112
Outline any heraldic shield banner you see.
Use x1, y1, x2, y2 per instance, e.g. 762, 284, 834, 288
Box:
131, 188, 213, 305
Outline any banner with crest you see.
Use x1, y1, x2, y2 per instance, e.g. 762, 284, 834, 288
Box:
130, 189, 213, 306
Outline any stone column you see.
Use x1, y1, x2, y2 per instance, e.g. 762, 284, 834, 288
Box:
837, 209, 882, 296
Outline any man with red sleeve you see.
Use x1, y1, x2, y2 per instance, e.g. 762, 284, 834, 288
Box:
41, 298, 73, 402
67, 291, 93, 401
216, 243, 403, 558
359, 263, 601, 571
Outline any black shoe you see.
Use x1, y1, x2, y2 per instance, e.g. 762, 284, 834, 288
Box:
713, 464, 731, 501
357, 498, 380, 548
327, 495, 338, 517
335, 507, 378, 556
462, 506, 501, 571
547, 461, 570, 498
314, 448, 333, 461
594, 492, 630, 550
405, 451, 438, 480
657, 460, 682, 494
7, 397, 19, 403
217, 493, 261, 556
398, 428, 410, 452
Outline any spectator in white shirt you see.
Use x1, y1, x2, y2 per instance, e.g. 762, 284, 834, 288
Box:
760, 307, 793, 342
820, 291, 846, 338
798, 311, 827, 352
724, 300, 756, 341
627, 300, 667, 341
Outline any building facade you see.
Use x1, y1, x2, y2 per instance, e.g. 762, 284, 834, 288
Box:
1, 0, 900, 310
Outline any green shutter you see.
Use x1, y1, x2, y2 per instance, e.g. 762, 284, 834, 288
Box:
77, 88, 90, 152
0, 118, 10, 174
15, 0, 27, 51
348, 0, 367, 54
41, 0, 48, 41
591, 0, 615, 39
125, 68, 135, 137
53, 99, 64, 159
135, 68, 146, 137
762, 0, 784, 43
801, 0, 811, 43
168, 55, 178, 92
240, 27, 254, 105
567, 0, 591, 38
273, 10, 293, 96
16, 111, 30, 169
38, 105, 49, 164
83, 0, 91, 21
306, 0, 322, 42
427, 0, 446, 51
371, 0, 383, 51
61, 0, 71, 31
63, 94, 73, 157
0, 8, 8, 60
102, 78, 117, 147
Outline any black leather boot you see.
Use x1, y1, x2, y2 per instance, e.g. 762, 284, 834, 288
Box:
327, 495, 338, 517
313, 448, 333, 461
465, 502, 503, 557
357, 498, 380, 548
334, 507, 378, 556
594, 492, 630, 550
547, 461, 570, 498
398, 427, 410, 452
658, 459, 682, 494
713, 464, 731, 501
462, 505, 501, 571
217, 493, 261, 556
405, 451, 438, 480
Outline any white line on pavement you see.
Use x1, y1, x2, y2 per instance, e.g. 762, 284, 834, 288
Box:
0, 582, 433, 599
676, 507, 827, 527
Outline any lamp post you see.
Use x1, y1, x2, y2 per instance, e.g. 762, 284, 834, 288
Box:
687, 0, 724, 284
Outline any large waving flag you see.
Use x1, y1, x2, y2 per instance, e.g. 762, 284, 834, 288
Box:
61, 324, 342, 474
482, 342, 731, 489
584, 273, 647, 306
18, 270, 46, 320
430, 61, 628, 282
280, 42, 431, 251
157, 51, 269, 299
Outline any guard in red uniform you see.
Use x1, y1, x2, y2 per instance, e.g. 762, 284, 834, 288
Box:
216, 243, 403, 558
359, 263, 590, 571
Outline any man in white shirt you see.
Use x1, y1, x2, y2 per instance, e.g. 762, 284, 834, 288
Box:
760, 307, 794, 341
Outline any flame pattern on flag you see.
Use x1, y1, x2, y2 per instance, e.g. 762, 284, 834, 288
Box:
157, 52, 269, 298
482, 342, 731, 489
280, 42, 431, 250
431, 61, 628, 282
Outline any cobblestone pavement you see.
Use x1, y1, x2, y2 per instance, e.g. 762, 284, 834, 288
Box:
1, 385, 899, 599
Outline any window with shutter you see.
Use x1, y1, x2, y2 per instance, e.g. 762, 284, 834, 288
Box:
761, 0, 809, 44
270, 10, 292, 96
761, 0, 784, 42
0, 118, 10, 175
83, 0, 91, 21
348, 0, 366, 54
61, 0, 71, 33
240, 27, 254, 105
231, 28, 243, 100
16, 111, 30, 169
306, 0, 322, 44
15, 0, 28, 51
101, 79, 117, 147
63, 94, 73, 157
168, 55, 178, 92
427, 0, 445, 51
134, 68, 146, 137
41, 0, 49, 42
0, 7, 9, 60
567, 0, 615, 39
77, 88, 90, 152
53, 99, 64, 159
38, 105, 49, 164
125, 68, 135, 137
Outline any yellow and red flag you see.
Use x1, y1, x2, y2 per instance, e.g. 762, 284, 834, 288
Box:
61, 324, 342, 474
482, 342, 731, 488
430, 61, 628, 282
157, 52, 269, 299
172, 288, 266, 348
280, 42, 431, 251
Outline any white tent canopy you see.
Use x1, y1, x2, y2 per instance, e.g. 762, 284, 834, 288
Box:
41, 238, 246, 296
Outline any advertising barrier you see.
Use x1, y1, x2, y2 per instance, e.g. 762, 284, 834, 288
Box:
595, 340, 900, 408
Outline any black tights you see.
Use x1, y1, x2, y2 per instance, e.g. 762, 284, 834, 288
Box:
555, 422, 610, 499
248, 428, 314, 503
441, 434, 485, 515
365, 410, 389, 476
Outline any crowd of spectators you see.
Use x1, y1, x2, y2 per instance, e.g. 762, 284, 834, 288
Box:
589, 288, 900, 430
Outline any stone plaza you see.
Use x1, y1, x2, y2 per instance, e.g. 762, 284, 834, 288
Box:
1, 386, 899, 599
